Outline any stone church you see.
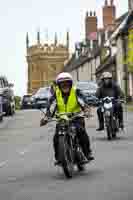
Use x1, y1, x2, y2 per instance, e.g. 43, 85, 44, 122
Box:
26, 31, 69, 94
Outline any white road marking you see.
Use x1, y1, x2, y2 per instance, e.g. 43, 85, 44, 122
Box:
7, 177, 17, 182
0, 141, 43, 169
19, 149, 29, 155
0, 148, 30, 169
0, 161, 7, 168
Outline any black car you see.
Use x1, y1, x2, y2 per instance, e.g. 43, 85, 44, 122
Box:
0, 94, 3, 121
32, 87, 51, 109
76, 81, 98, 106
0, 76, 15, 116
21, 95, 33, 109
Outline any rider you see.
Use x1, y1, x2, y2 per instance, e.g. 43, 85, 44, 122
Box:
40, 72, 94, 164
96, 71, 124, 131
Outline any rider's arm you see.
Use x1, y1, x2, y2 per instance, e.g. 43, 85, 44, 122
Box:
76, 89, 88, 109
115, 83, 125, 99
96, 87, 102, 99
46, 93, 57, 118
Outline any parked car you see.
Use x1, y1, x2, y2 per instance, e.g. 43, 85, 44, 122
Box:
21, 94, 33, 109
0, 94, 4, 121
75, 81, 98, 106
32, 87, 51, 109
0, 76, 15, 116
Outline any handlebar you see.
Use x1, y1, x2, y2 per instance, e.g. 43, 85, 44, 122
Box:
98, 97, 125, 104
40, 110, 88, 124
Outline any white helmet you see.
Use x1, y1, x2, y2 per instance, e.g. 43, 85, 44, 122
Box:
56, 72, 73, 84
101, 72, 112, 79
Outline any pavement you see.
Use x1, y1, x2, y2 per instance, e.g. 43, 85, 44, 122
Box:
0, 108, 132, 200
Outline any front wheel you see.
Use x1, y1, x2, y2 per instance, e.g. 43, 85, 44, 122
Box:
106, 125, 112, 140
58, 135, 74, 178
75, 148, 86, 171
105, 116, 112, 140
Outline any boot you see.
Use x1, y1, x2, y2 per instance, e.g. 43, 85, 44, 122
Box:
119, 121, 124, 129
86, 151, 94, 161
96, 124, 104, 131
54, 150, 61, 165
97, 109, 104, 131
54, 153, 62, 166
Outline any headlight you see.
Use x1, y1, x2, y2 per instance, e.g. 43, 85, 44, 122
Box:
105, 110, 110, 116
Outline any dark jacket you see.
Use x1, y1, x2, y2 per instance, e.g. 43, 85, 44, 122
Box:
96, 80, 124, 99
46, 87, 88, 118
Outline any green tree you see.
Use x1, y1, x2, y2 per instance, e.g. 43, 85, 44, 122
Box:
127, 29, 133, 72
14, 96, 21, 110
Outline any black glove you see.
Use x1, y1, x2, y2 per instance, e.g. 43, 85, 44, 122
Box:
40, 117, 48, 127
84, 107, 91, 118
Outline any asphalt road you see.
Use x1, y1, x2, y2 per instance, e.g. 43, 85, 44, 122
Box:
0, 109, 133, 200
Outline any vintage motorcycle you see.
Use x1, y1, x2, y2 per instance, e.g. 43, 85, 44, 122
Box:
42, 111, 90, 178
100, 97, 124, 140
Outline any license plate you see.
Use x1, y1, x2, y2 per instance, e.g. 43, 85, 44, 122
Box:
105, 110, 110, 116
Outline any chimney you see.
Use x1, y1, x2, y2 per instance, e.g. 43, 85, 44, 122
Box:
105, 0, 108, 6
128, 0, 133, 12
111, 0, 113, 5
26, 32, 29, 49
85, 10, 98, 41
102, 0, 116, 29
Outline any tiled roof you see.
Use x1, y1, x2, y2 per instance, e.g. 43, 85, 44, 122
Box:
64, 11, 132, 73
115, 12, 128, 24
64, 47, 101, 72
104, 11, 133, 46
64, 54, 89, 72
96, 55, 116, 74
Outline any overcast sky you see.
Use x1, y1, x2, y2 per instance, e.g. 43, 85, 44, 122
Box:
0, 0, 128, 97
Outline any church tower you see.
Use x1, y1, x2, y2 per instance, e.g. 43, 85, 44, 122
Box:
26, 32, 69, 94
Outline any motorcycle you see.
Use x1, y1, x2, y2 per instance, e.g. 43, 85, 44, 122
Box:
100, 97, 124, 140
41, 111, 90, 178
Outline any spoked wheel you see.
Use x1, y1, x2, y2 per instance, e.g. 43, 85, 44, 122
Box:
105, 116, 114, 140
76, 148, 86, 172
112, 118, 119, 139
106, 125, 112, 140
58, 136, 74, 178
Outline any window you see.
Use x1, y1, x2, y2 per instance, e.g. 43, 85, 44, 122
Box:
51, 64, 56, 71
0, 78, 4, 88
3, 77, 8, 87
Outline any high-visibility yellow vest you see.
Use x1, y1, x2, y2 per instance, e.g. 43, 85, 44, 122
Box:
56, 86, 81, 113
